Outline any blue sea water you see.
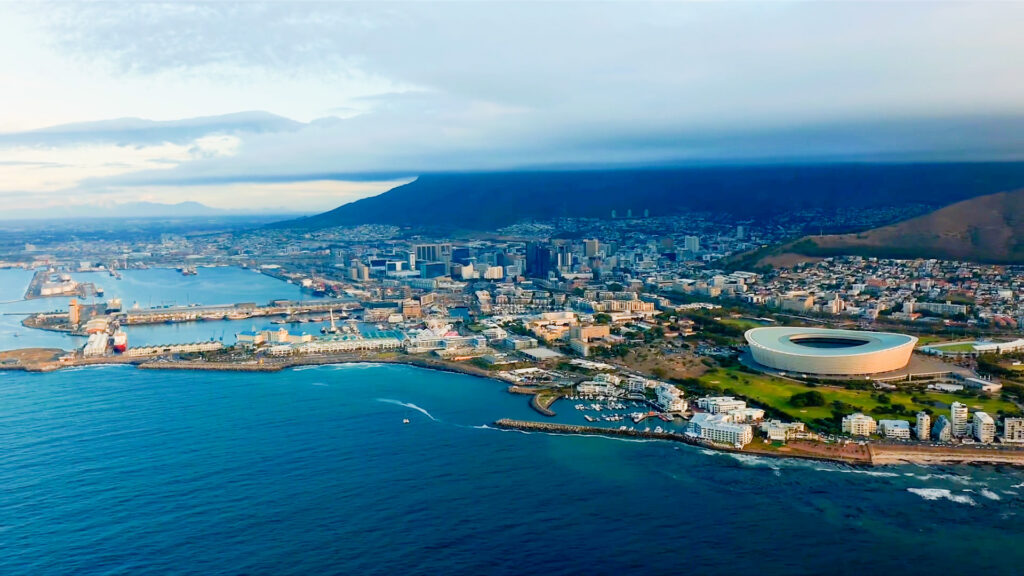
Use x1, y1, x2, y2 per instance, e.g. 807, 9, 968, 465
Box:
3, 364, 1024, 575
0, 267, 323, 351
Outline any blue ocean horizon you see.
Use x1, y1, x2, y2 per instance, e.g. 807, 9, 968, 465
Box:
3, 363, 1024, 575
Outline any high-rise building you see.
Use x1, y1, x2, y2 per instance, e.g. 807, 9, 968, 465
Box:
68, 298, 81, 326
1003, 418, 1024, 442
525, 242, 554, 278
915, 411, 931, 441
951, 402, 969, 438
683, 235, 700, 253
554, 241, 573, 270
932, 415, 952, 442
584, 239, 600, 258
973, 412, 996, 443
419, 262, 448, 279
414, 243, 452, 264
736, 225, 746, 240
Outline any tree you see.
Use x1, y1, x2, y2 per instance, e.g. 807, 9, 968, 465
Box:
789, 390, 826, 407
594, 313, 612, 325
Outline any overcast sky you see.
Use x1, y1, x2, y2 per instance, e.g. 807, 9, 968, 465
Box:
1, 1, 1022, 215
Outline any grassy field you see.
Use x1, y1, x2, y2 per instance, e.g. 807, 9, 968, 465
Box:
699, 366, 1018, 427
717, 318, 767, 331
927, 342, 978, 353
913, 334, 948, 346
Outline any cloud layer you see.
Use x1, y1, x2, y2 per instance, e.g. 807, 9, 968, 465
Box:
1, 2, 1023, 214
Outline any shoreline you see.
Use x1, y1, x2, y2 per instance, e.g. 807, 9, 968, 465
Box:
493, 419, 1024, 468
8, 349, 1024, 468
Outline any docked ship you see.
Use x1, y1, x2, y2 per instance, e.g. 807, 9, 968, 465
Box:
112, 330, 128, 353
179, 265, 198, 276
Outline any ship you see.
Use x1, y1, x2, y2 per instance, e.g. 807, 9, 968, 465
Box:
112, 330, 128, 353
179, 266, 198, 276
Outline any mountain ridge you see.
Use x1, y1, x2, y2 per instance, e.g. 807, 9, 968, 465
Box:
740, 188, 1024, 266
275, 163, 1024, 231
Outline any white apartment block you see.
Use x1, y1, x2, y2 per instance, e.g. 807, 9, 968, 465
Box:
973, 412, 996, 443
842, 413, 877, 436
878, 419, 911, 439
1003, 418, 1024, 443
689, 413, 753, 447
951, 402, 970, 438
697, 396, 747, 415
915, 412, 931, 441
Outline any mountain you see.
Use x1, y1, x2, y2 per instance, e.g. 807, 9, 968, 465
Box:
741, 188, 1024, 266
277, 163, 1024, 231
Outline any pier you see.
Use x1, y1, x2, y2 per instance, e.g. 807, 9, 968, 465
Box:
121, 299, 359, 325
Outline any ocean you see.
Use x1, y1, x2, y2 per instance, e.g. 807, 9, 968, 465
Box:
3, 363, 1024, 575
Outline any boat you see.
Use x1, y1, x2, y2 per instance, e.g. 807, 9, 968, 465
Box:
112, 330, 128, 353
403, 418, 410, 424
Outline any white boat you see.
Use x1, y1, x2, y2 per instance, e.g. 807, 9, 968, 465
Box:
403, 418, 410, 424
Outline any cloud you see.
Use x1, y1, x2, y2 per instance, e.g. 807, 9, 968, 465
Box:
1, 2, 1023, 212
0, 111, 303, 146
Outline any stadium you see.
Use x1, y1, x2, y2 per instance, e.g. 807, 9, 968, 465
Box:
744, 327, 918, 376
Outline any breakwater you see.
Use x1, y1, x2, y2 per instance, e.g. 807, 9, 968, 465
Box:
869, 444, 1024, 466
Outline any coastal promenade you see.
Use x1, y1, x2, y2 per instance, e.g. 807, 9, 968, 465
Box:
494, 419, 1024, 468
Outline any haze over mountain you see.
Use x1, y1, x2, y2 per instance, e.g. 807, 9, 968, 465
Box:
0, 201, 305, 221
278, 163, 1024, 231
745, 188, 1024, 266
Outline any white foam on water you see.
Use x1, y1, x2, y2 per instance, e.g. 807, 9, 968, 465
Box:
907, 488, 976, 506
376, 398, 438, 421
311, 382, 328, 387
980, 489, 1001, 501
816, 467, 901, 478
474, 424, 531, 435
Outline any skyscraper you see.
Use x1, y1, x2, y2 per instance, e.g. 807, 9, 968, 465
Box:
915, 411, 931, 440
525, 242, 554, 278
950, 402, 969, 438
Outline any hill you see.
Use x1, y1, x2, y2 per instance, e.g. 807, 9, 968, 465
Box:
277, 163, 1024, 231
742, 188, 1024, 266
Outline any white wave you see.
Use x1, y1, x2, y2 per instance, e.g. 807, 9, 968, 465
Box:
376, 398, 438, 421
1011, 481, 1024, 489
905, 472, 972, 484
981, 489, 1001, 501
719, 452, 780, 470
474, 424, 532, 435
311, 382, 328, 387
815, 467, 901, 478
332, 362, 385, 370
57, 364, 131, 373
907, 488, 976, 506
291, 365, 320, 372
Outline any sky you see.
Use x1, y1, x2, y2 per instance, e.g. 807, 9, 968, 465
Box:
1, 1, 1022, 216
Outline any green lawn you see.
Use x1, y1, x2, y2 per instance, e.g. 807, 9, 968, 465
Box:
718, 318, 767, 331
927, 342, 978, 353
699, 367, 1018, 427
